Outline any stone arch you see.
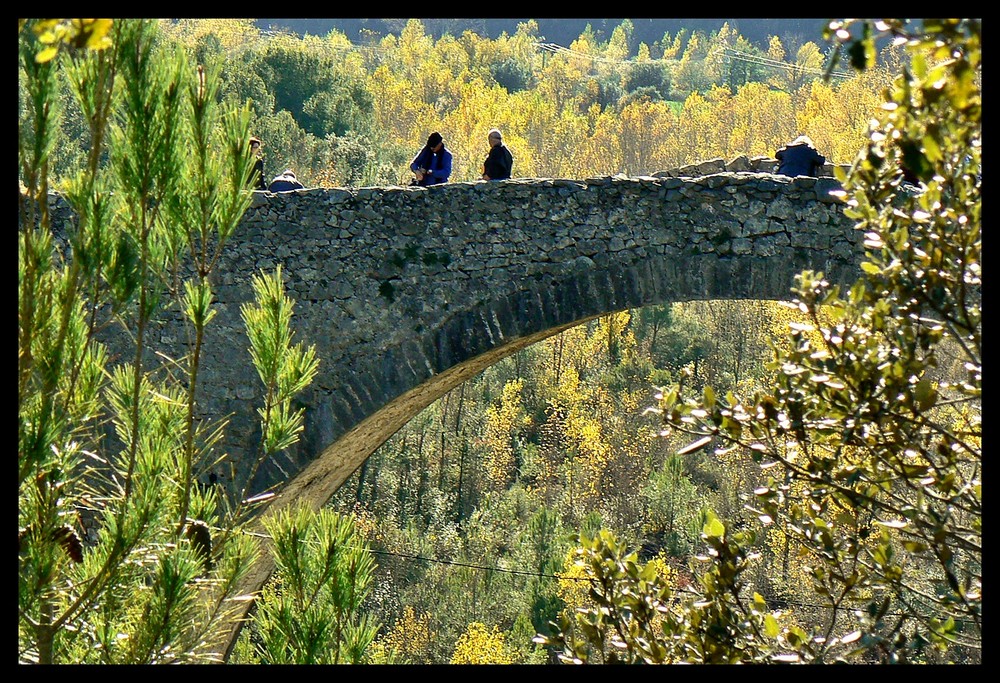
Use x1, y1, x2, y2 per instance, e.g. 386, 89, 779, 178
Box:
272, 237, 854, 522
210, 233, 860, 657
32, 174, 866, 660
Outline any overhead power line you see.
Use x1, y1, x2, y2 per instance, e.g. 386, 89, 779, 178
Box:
245, 530, 977, 627
533, 41, 854, 81
716, 46, 853, 79
533, 41, 646, 65
372, 545, 979, 627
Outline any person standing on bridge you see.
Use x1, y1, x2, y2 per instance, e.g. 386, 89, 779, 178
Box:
249, 136, 267, 190
481, 128, 513, 181
410, 132, 452, 187
775, 135, 826, 178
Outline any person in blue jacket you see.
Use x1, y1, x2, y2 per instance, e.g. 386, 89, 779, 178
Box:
775, 135, 826, 177
410, 132, 452, 187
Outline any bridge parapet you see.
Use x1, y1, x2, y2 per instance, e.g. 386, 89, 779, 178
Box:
32, 171, 861, 495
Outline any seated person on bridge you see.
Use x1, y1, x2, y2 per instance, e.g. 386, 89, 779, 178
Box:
410, 132, 452, 187
775, 135, 826, 177
268, 169, 305, 192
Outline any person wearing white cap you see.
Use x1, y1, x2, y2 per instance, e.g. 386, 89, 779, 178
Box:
268, 169, 304, 192
481, 128, 513, 181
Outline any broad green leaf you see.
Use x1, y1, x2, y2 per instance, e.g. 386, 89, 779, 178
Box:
764, 614, 779, 638
703, 517, 725, 539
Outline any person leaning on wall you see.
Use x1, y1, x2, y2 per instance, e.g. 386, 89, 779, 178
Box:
481, 128, 513, 181
409, 132, 452, 187
267, 169, 304, 192
775, 134, 826, 177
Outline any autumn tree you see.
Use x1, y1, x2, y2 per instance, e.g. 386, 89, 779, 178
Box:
451, 622, 515, 664
541, 18, 980, 665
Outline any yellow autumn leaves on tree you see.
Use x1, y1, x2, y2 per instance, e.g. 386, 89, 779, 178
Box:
450, 622, 515, 664
28, 19, 113, 63
149, 18, 891, 186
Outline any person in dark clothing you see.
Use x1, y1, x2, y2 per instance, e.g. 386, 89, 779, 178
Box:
268, 169, 304, 192
775, 135, 826, 177
410, 132, 453, 187
249, 136, 267, 190
481, 128, 513, 181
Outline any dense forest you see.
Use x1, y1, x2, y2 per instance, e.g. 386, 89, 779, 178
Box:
39, 18, 893, 192
19, 18, 980, 665
254, 18, 830, 52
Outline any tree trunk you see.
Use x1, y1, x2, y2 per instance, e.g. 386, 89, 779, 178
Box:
453, 383, 465, 435
438, 431, 447, 490
354, 457, 369, 504
416, 426, 427, 525
455, 434, 466, 523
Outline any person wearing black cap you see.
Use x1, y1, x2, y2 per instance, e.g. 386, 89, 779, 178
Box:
409, 131, 453, 187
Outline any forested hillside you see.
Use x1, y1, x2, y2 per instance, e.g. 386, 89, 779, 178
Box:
40, 18, 892, 192
255, 18, 828, 52
19, 18, 979, 665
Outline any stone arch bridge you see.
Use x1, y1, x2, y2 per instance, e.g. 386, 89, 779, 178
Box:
44, 165, 862, 657
217, 168, 857, 504
46, 166, 862, 510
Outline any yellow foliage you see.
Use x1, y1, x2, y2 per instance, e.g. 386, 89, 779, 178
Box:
29, 19, 114, 62
157, 18, 260, 51
136, 23, 886, 187
380, 606, 437, 664
483, 379, 529, 490
646, 550, 674, 586
450, 622, 514, 664
662, 32, 685, 60
556, 547, 591, 611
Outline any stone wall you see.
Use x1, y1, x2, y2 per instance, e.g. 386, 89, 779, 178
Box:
35, 169, 861, 499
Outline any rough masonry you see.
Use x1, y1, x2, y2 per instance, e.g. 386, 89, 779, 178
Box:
40, 157, 860, 507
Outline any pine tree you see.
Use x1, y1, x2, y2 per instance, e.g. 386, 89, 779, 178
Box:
18, 19, 356, 664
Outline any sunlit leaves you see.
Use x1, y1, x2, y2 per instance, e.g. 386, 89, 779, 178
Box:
30, 19, 114, 63
482, 379, 530, 491
541, 523, 779, 663
549, 17, 984, 665
450, 622, 515, 664
372, 606, 436, 664
242, 266, 319, 455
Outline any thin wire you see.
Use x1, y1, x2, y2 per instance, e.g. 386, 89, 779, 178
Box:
533, 41, 854, 81
243, 529, 978, 626
370, 547, 568, 579
369, 545, 979, 626
717, 47, 853, 79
